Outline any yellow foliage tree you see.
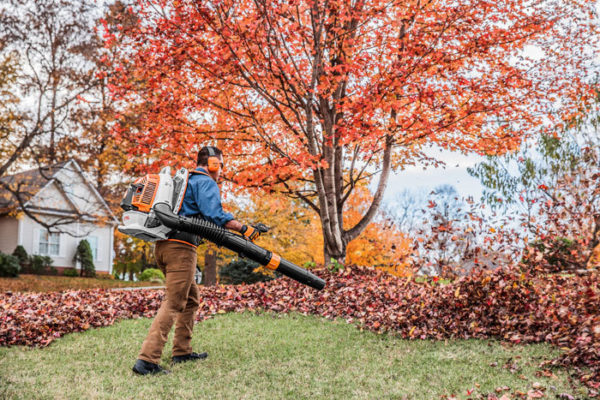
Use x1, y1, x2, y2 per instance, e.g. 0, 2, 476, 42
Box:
228, 194, 324, 267
344, 186, 412, 277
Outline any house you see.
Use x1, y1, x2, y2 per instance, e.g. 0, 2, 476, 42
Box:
0, 160, 118, 275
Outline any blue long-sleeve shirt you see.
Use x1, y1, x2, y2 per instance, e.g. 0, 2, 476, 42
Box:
179, 167, 234, 227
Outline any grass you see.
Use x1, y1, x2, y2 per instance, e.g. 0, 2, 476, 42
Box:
0, 312, 586, 400
0, 274, 158, 293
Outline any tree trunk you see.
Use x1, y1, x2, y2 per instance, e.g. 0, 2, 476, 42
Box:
323, 240, 347, 266
203, 248, 217, 286
317, 135, 394, 266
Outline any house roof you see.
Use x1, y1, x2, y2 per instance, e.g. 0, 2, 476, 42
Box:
0, 162, 69, 212
0, 160, 118, 224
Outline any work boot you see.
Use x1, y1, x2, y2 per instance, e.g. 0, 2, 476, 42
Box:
172, 351, 208, 364
132, 359, 170, 375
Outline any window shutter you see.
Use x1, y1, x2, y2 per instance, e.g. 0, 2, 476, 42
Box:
96, 236, 102, 262
58, 233, 65, 258
33, 228, 40, 255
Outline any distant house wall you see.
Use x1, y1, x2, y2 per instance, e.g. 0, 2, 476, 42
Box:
19, 215, 114, 274
0, 160, 117, 275
0, 216, 18, 254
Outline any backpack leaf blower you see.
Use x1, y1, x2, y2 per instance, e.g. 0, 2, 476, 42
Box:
118, 167, 325, 290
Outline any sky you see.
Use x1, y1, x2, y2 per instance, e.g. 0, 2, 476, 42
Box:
383, 147, 487, 206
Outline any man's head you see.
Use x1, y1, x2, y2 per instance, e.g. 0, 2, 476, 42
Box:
197, 146, 224, 181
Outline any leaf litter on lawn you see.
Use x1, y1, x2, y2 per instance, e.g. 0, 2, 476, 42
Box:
0, 265, 597, 394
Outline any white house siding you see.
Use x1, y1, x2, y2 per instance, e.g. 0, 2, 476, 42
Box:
30, 182, 72, 211
0, 216, 19, 254
19, 215, 114, 274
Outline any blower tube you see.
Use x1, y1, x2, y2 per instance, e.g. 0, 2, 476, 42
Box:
153, 203, 325, 290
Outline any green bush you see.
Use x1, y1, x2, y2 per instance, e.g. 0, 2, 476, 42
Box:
0, 251, 21, 277
12, 245, 28, 267
73, 240, 95, 277
138, 268, 165, 283
63, 268, 79, 277
29, 255, 54, 274
219, 258, 278, 285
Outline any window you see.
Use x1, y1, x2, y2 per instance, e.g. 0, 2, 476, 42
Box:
86, 236, 98, 261
39, 229, 60, 256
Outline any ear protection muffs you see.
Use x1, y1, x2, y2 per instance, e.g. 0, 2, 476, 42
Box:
206, 146, 221, 173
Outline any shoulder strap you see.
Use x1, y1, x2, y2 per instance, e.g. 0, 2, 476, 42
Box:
190, 170, 210, 177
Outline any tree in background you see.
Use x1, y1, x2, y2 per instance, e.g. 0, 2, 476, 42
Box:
0, 52, 21, 168
104, 0, 598, 265
113, 231, 154, 280
344, 186, 412, 276
219, 259, 277, 285
74, 239, 95, 277
410, 185, 469, 276
0, 0, 132, 233
228, 194, 324, 266
73, 1, 143, 207
381, 188, 428, 235
0, 0, 101, 173
468, 100, 600, 271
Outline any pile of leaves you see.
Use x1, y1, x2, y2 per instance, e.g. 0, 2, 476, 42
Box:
0, 289, 163, 346
0, 266, 597, 392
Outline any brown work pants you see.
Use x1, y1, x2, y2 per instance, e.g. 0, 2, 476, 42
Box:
138, 240, 199, 364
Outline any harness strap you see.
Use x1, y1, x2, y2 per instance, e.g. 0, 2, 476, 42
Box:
190, 170, 210, 177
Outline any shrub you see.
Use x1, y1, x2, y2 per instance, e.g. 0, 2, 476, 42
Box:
522, 237, 583, 273
138, 268, 165, 283
0, 252, 21, 277
96, 273, 115, 280
219, 258, 278, 285
63, 268, 79, 277
73, 240, 95, 277
29, 255, 54, 275
12, 245, 28, 268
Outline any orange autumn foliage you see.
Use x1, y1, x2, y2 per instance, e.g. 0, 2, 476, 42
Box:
103, 0, 599, 263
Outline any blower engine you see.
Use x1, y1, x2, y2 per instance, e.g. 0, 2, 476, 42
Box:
118, 167, 325, 291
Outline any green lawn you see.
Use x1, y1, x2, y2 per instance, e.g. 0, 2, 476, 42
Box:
0, 312, 585, 400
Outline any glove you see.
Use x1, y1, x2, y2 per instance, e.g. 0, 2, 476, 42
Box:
241, 223, 269, 242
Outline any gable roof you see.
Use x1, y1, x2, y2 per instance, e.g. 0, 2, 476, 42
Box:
0, 161, 69, 212
0, 160, 118, 224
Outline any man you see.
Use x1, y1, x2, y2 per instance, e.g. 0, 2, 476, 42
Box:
133, 146, 261, 375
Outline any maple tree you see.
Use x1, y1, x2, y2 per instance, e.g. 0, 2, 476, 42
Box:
104, 0, 598, 264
